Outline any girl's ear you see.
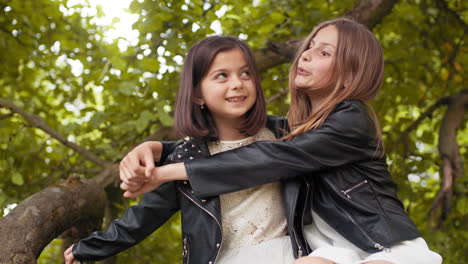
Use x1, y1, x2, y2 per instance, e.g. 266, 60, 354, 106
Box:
343, 76, 351, 88
194, 97, 205, 106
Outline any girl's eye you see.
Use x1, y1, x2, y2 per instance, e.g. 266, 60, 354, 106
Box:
216, 73, 228, 79
240, 71, 250, 77
321, 50, 331, 56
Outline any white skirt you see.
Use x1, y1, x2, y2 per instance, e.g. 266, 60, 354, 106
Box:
216, 236, 295, 264
306, 237, 442, 264
304, 211, 442, 264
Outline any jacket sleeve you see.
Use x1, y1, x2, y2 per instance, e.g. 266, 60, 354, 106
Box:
185, 101, 382, 197
160, 140, 183, 163
72, 181, 180, 261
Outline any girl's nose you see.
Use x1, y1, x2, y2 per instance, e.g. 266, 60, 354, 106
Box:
230, 76, 243, 90
300, 50, 312, 62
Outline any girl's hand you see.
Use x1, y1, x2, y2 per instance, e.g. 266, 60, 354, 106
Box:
63, 244, 77, 264
120, 181, 143, 193
119, 141, 162, 186
123, 163, 188, 198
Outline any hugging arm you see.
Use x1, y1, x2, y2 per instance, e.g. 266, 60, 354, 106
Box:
185, 101, 380, 197
120, 140, 182, 189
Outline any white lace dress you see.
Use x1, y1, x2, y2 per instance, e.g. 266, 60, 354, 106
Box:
208, 128, 295, 264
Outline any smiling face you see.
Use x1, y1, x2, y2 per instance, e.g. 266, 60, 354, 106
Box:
294, 25, 338, 91
199, 48, 256, 129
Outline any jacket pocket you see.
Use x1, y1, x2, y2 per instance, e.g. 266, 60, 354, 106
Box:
341, 180, 368, 199
183, 236, 190, 264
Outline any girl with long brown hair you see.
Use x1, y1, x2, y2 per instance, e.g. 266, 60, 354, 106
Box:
120, 18, 441, 264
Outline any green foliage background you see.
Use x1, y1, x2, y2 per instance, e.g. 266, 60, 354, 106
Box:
0, 0, 466, 263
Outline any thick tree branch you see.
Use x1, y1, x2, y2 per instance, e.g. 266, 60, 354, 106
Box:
0, 98, 109, 167
255, 39, 303, 72
429, 90, 468, 228
343, 0, 398, 28
94, 163, 120, 188
0, 176, 106, 264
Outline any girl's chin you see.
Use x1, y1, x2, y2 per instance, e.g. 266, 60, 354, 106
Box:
294, 79, 314, 90
294, 82, 312, 90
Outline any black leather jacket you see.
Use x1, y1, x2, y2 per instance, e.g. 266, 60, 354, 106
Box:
185, 100, 421, 253
72, 116, 310, 264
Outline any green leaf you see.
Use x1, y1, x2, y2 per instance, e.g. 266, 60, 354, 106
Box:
139, 58, 160, 72
112, 17, 121, 24
159, 111, 173, 126
135, 110, 153, 133
12, 172, 24, 186
456, 197, 468, 216
118, 81, 136, 96
269, 12, 284, 24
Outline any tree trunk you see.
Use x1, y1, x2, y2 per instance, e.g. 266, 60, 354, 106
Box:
0, 176, 107, 264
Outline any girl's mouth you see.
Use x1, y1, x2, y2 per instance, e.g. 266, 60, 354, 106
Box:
297, 67, 310, 75
226, 96, 247, 103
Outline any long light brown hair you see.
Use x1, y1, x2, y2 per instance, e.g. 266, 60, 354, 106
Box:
286, 18, 384, 141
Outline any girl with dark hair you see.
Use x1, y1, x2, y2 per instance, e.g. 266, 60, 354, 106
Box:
64, 36, 301, 264
120, 18, 442, 264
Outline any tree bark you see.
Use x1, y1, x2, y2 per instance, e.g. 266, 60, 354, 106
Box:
0, 176, 107, 264
429, 89, 468, 227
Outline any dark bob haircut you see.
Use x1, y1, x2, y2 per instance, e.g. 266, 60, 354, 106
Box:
174, 36, 266, 141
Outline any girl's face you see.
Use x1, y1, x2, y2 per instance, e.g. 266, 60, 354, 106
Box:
199, 48, 256, 127
294, 25, 338, 91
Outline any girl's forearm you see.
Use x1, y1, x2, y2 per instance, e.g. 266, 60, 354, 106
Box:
158, 162, 188, 183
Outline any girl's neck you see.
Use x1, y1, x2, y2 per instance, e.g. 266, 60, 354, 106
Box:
309, 94, 326, 115
214, 118, 247, 141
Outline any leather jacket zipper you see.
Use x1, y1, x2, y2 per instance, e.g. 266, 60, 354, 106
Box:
340, 208, 388, 251
179, 187, 223, 263
341, 180, 368, 199
328, 181, 390, 251
289, 184, 303, 257
336, 187, 390, 252
299, 179, 311, 256
183, 237, 189, 264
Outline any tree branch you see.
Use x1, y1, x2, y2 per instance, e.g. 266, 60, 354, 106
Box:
429, 89, 468, 228
0, 176, 107, 263
343, 0, 398, 28
0, 112, 14, 120
401, 97, 451, 138
0, 98, 110, 167
266, 88, 289, 104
